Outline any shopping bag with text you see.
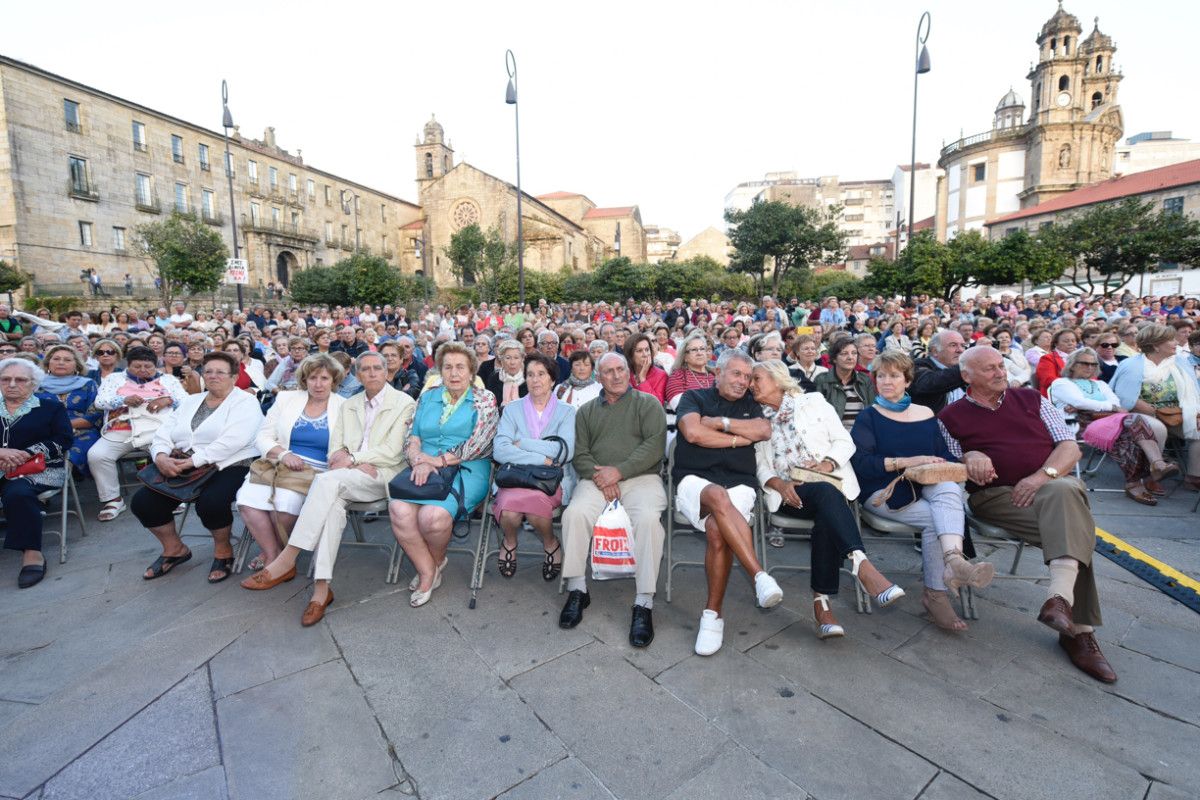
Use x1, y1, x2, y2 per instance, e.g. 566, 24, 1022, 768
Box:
590, 499, 637, 580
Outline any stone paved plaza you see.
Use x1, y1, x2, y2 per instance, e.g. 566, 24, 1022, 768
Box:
1, 466, 1198, 800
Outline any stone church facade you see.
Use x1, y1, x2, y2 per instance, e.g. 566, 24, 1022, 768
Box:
936, 3, 1124, 240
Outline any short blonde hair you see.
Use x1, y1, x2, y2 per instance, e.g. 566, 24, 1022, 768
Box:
494, 338, 524, 359
871, 350, 914, 383
1135, 323, 1174, 354
296, 352, 345, 390
435, 341, 479, 375
752, 359, 803, 396
43, 344, 87, 376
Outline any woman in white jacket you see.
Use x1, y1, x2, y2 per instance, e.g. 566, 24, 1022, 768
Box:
236, 354, 345, 571
750, 360, 903, 640
131, 352, 263, 583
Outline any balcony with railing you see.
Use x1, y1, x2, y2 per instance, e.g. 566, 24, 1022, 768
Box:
135, 193, 161, 214
202, 211, 225, 226
133, 140, 148, 153
67, 180, 99, 202
940, 125, 1027, 159
240, 213, 319, 242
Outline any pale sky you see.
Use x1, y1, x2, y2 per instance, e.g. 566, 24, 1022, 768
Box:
5, 0, 1198, 240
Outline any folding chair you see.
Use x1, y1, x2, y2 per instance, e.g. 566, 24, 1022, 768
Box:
303, 499, 404, 584
757, 496, 869, 613
117, 448, 150, 499
962, 508, 1049, 619
468, 465, 555, 609
1044, 384, 1118, 493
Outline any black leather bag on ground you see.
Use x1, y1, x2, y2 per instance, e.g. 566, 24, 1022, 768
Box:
137, 450, 218, 503
494, 436, 568, 495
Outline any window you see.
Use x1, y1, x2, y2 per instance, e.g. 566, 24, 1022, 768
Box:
1062, 36, 1071, 54
1005, 227, 1019, 236
291, 211, 300, 227
380, 203, 387, 223
174, 183, 188, 213
198, 144, 210, 171
271, 207, 281, 226
68, 155, 89, 194
288, 173, 297, 192
135, 173, 153, 206
64, 99, 81, 132
443, 155, 449, 173
1163, 197, 1185, 215
1096, 55, 1104, 73
324, 185, 332, 205
306, 178, 315, 199
381, 233, 388, 253
202, 189, 215, 219
132, 121, 147, 152
1058, 75, 1069, 92
268, 166, 278, 190
79, 221, 93, 247
250, 202, 261, 225
113, 227, 126, 251
325, 221, 334, 242
248, 160, 258, 184
341, 223, 349, 241
425, 153, 433, 178
1091, 92, 1103, 110
972, 163, 986, 182
171, 135, 184, 163
225, 151, 234, 177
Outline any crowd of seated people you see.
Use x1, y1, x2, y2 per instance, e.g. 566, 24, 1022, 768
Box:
4, 289, 1200, 685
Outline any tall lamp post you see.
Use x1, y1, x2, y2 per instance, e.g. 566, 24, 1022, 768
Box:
340, 189, 360, 254
907, 12, 932, 254
221, 80, 243, 311
505, 49, 524, 307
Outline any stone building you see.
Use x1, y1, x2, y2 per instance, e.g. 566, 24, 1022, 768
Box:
0, 55, 422, 293
937, 3, 1124, 240
673, 226, 731, 267
1114, 132, 1200, 177
724, 172, 894, 248
644, 224, 682, 264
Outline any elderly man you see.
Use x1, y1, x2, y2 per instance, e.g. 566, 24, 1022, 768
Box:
938, 346, 1116, 683
242, 352, 416, 622
910, 330, 968, 413
753, 295, 788, 327
0, 304, 23, 342
537, 330, 570, 381
560, 352, 667, 647
330, 325, 368, 357
168, 301, 194, 329
675, 349, 780, 655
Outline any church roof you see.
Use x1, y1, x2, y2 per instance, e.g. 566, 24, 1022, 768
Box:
1040, 1, 1081, 38
996, 88, 1024, 110
583, 206, 637, 219
1081, 17, 1113, 50
989, 159, 1200, 225
536, 191, 586, 200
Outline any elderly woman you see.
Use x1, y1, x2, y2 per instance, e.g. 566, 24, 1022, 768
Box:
1036, 329, 1078, 397
36, 345, 101, 476
132, 352, 263, 583
751, 360, 903, 638
556, 350, 602, 407
626, 332, 667, 403
1110, 324, 1200, 491
787, 334, 827, 392
0, 358, 72, 588
263, 337, 310, 394
1049, 347, 1175, 505
882, 320, 912, 353
89, 346, 187, 520
492, 353, 577, 580
664, 332, 714, 407
390, 343, 499, 607
88, 339, 122, 383
474, 334, 496, 382
815, 337, 876, 432
851, 351, 994, 632
995, 328, 1031, 387
236, 354, 345, 570
485, 338, 528, 407
749, 332, 786, 363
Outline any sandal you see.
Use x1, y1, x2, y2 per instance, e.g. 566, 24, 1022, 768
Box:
1124, 484, 1157, 506
542, 542, 562, 582
767, 528, 785, 548
248, 554, 266, 571
98, 499, 126, 521
207, 556, 235, 584
498, 541, 517, 579
922, 588, 967, 632
144, 549, 192, 580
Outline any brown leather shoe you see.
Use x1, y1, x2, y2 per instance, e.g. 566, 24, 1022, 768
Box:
239, 565, 297, 590
1059, 632, 1117, 683
1037, 596, 1075, 637
1143, 479, 1167, 497
301, 590, 334, 627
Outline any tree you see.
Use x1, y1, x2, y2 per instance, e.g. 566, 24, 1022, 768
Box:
289, 254, 432, 307
444, 225, 516, 303
980, 228, 1069, 290
0, 260, 27, 295
135, 211, 228, 305
724, 200, 845, 297
444, 224, 486, 286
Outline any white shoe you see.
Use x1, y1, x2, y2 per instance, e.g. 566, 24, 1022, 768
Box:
409, 557, 448, 591
694, 610, 724, 656
755, 572, 783, 608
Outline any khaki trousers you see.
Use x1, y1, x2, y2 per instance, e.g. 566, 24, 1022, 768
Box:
562, 475, 667, 595
288, 468, 389, 581
968, 477, 1101, 626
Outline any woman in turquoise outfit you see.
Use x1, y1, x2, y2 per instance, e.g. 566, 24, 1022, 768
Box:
390, 342, 499, 608
36, 344, 100, 476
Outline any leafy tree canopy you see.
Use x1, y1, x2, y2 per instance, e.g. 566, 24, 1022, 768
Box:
724, 200, 846, 296
135, 211, 229, 305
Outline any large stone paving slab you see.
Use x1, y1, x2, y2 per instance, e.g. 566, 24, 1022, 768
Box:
661, 744, 805, 800
510, 643, 729, 800
1119, 617, 1200, 672
42, 669, 219, 800
217, 660, 396, 800
494, 757, 614, 800
657, 649, 935, 800
916, 771, 992, 800
130, 766, 228, 800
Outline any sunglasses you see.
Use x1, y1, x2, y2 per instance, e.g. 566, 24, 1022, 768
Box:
95, 349, 118, 356
1097, 342, 1117, 348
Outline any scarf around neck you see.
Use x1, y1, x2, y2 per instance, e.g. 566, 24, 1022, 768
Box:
522, 393, 558, 439
40, 374, 92, 395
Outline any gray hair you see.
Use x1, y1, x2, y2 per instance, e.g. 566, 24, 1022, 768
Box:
1064, 346, 1100, 377
0, 356, 46, 387
671, 330, 710, 373
355, 351, 386, 371
716, 347, 754, 371
537, 329, 559, 344
928, 330, 960, 356
597, 351, 628, 372
588, 340, 609, 356
495, 338, 524, 358
395, 335, 415, 347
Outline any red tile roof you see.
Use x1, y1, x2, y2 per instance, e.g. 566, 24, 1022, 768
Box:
583, 206, 636, 220
536, 191, 583, 200
400, 219, 425, 230
989, 159, 1200, 225
886, 215, 935, 236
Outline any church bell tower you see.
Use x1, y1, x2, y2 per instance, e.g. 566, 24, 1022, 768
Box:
414, 114, 454, 194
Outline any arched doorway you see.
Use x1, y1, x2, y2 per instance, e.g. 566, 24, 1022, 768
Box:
275, 251, 297, 288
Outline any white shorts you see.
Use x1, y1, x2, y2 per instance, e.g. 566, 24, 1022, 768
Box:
675, 474, 757, 532
236, 480, 308, 517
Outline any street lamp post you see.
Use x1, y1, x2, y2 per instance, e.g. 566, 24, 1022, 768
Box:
221, 80, 243, 311
505, 49, 524, 307
341, 189, 360, 254
907, 12, 932, 253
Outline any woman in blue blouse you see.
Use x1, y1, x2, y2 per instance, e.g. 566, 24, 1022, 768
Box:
850, 350, 994, 632
390, 343, 499, 608
36, 345, 100, 477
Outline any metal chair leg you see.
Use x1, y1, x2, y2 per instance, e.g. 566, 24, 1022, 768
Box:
1009, 541, 1025, 575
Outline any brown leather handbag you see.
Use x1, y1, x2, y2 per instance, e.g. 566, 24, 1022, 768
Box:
871, 462, 969, 509
1155, 406, 1184, 428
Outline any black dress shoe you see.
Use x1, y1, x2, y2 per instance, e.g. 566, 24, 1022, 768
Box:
18, 561, 46, 589
629, 605, 654, 648
559, 590, 590, 629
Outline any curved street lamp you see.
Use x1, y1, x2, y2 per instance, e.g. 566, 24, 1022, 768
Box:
505, 49, 524, 306
221, 79, 243, 310
907, 12, 932, 254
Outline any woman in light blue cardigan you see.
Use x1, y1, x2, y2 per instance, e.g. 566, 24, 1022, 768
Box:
491, 353, 577, 581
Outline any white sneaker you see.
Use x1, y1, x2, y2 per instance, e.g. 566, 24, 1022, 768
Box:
694, 610, 724, 656
755, 572, 783, 608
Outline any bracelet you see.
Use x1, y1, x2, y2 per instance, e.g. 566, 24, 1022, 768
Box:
731, 435, 738, 448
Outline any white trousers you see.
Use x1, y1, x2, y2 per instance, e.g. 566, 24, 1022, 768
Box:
288, 468, 389, 581
87, 434, 139, 502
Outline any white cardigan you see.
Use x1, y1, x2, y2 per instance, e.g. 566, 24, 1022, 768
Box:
755, 391, 859, 510
150, 388, 263, 469
256, 390, 345, 458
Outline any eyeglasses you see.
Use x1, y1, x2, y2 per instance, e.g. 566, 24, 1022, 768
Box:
685, 347, 709, 354
95, 349, 118, 356
1097, 342, 1117, 348
1075, 361, 1099, 367
0, 377, 31, 384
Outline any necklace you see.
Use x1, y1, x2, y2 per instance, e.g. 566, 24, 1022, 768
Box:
1072, 378, 1101, 398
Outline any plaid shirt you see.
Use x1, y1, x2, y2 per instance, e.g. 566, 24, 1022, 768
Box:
939, 389, 1073, 459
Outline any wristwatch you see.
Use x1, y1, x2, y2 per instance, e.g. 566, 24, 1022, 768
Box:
722, 417, 731, 432
1042, 467, 1059, 479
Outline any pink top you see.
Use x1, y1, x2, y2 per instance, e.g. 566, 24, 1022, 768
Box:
630, 366, 668, 404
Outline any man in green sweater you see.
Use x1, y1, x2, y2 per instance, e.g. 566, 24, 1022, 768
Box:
559, 352, 667, 647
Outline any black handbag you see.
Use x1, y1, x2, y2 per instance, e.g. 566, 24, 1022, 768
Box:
389, 464, 465, 510
137, 450, 219, 503
494, 436, 569, 495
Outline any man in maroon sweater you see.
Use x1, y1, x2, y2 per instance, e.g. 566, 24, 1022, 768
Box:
938, 346, 1116, 683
